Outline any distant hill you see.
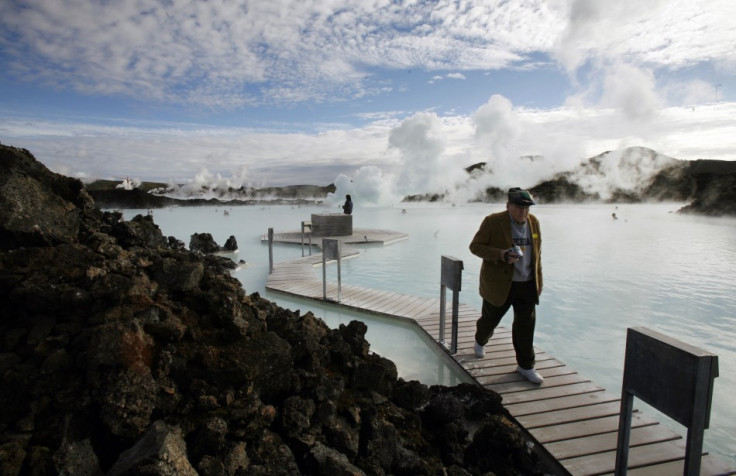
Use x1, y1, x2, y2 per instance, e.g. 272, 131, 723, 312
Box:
417, 147, 736, 216
531, 147, 736, 215
86, 181, 337, 209
83, 178, 168, 192
86, 147, 736, 216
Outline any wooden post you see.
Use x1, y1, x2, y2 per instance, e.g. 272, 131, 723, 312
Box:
322, 239, 341, 302
268, 228, 274, 274
301, 221, 312, 257
439, 284, 446, 345
440, 256, 463, 354
615, 327, 718, 476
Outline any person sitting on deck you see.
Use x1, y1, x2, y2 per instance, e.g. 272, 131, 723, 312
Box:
342, 194, 353, 215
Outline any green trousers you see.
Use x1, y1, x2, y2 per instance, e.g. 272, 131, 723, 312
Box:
475, 280, 537, 369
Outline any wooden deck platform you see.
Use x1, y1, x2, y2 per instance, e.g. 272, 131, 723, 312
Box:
264, 238, 734, 475
264, 227, 409, 247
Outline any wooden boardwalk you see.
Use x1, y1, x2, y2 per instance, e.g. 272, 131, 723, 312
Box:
265, 234, 734, 475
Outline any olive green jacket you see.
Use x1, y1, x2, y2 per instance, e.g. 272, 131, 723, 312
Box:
469, 211, 543, 306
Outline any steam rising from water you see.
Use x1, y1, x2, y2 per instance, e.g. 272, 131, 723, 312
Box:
174, 166, 250, 199
325, 94, 655, 207
147, 93, 698, 207
569, 147, 678, 200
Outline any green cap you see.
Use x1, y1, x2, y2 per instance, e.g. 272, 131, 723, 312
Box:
508, 187, 536, 206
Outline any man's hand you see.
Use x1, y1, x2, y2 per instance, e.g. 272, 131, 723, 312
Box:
504, 249, 521, 264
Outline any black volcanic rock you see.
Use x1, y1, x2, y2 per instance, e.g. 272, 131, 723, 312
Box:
0, 144, 555, 475
675, 160, 736, 216
189, 232, 222, 254
465, 162, 488, 174
223, 235, 238, 251
88, 187, 178, 209
530, 177, 597, 203
0, 145, 91, 248
86, 181, 337, 209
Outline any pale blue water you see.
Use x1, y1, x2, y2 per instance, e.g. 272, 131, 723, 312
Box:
122, 203, 736, 466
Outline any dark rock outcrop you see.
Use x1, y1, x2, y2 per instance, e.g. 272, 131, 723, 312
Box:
223, 235, 238, 252
0, 144, 554, 475
530, 177, 596, 203
0, 145, 91, 249
87, 187, 180, 209
674, 160, 736, 216
86, 182, 336, 209
189, 232, 222, 254
188, 233, 239, 254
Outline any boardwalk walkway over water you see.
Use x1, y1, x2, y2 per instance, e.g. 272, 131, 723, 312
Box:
264, 229, 734, 475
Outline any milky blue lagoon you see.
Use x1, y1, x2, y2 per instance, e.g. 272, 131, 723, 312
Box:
122, 202, 736, 466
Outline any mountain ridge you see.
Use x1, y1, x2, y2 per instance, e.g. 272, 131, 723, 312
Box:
57, 146, 736, 216
407, 147, 736, 215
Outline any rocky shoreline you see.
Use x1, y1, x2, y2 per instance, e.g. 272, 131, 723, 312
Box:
0, 144, 559, 474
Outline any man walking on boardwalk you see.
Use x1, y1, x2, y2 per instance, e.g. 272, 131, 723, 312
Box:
470, 187, 544, 384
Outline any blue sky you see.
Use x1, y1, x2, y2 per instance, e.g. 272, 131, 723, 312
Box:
1, 0, 735, 201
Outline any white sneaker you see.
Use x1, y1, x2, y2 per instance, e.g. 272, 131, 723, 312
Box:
474, 341, 485, 358
517, 366, 544, 384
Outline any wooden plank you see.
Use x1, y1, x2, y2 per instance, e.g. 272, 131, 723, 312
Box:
487, 372, 591, 395
499, 382, 605, 405
545, 423, 681, 460
341, 286, 378, 305
278, 280, 319, 294
373, 293, 415, 314
405, 299, 443, 319
361, 289, 399, 309
414, 304, 473, 320
504, 390, 621, 417
473, 365, 577, 388
619, 454, 736, 476
471, 353, 555, 377
397, 294, 439, 316
339, 286, 378, 306
383, 294, 424, 315
516, 401, 625, 430
347, 288, 392, 309
530, 413, 658, 445
418, 315, 478, 333
561, 438, 690, 475
401, 302, 434, 320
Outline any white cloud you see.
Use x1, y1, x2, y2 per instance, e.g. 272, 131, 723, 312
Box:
553, 0, 736, 74
2, 0, 732, 108
669, 79, 722, 107
599, 63, 662, 121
